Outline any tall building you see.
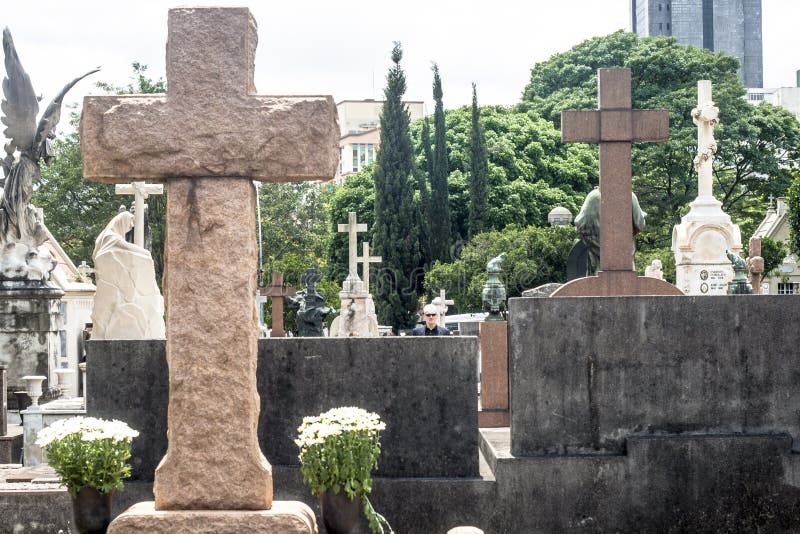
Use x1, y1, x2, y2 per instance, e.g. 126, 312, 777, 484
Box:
631, 0, 763, 87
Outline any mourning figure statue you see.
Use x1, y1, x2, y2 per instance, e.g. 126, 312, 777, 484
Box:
573, 187, 647, 275
0, 28, 98, 284
286, 268, 335, 336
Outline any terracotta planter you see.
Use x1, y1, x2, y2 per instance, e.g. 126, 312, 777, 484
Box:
71, 486, 114, 534
320, 490, 360, 534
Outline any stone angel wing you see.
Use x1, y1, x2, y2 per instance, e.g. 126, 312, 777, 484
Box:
34, 66, 100, 160
1, 27, 38, 173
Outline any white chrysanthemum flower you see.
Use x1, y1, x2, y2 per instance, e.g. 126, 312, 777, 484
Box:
35, 416, 139, 447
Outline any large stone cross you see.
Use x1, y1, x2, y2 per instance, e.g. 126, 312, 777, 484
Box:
259, 273, 296, 337
115, 181, 164, 248
357, 241, 381, 293
552, 68, 682, 296
338, 212, 367, 282
81, 7, 337, 530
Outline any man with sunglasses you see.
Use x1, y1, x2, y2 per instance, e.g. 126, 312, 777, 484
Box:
412, 303, 452, 336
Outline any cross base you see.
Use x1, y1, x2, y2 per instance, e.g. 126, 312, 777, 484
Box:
108, 501, 317, 533
550, 271, 684, 297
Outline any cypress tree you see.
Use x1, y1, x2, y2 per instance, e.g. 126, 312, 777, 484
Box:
468, 83, 489, 238
417, 116, 433, 269
429, 63, 451, 262
372, 43, 421, 332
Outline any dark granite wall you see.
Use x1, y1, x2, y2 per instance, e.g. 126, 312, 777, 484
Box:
509, 295, 800, 456
87, 336, 479, 481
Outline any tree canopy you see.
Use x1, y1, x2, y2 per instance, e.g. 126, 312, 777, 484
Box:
521, 31, 800, 250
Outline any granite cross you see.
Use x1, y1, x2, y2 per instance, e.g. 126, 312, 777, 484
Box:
114, 181, 164, 247
80, 7, 337, 528
338, 212, 367, 282
552, 68, 682, 296
259, 273, 296, 338
357, 242, 381, 293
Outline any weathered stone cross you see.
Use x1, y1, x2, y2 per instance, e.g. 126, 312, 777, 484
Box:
115, 181, 164, 247
338, 211, 367, 283
552, 68, 682, 296
81, 7, 336, 531
259, 273, 296, 338
357, 241, 381, 293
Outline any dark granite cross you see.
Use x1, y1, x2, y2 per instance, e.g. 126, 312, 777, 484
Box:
553, 68, 682, 296
259, 273, 296, 338
80, 6, 338, 521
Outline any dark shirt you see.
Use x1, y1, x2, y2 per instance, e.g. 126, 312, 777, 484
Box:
411, 324, 451, 336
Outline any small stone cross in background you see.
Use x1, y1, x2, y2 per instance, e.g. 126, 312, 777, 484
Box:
357, 242, 381, 293
432, 289, 454, 327
259, 273, 296, 337
115, 181, 164, 248
338, 212, 367, 285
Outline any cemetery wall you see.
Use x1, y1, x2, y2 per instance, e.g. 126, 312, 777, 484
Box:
87, 337, 479, 481
510, 295, 800, 455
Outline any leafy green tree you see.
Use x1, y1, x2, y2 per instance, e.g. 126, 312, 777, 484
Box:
757, 236, 788, 282
468, 83, 489, 238
789, 173, 800, 257
425, 225, 575, 311
372, 43, 422, 332
429, 63, 452, 261
410, 105, 590, 240
522, 31, 800, 250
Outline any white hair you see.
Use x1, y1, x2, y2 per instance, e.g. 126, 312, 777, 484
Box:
423, 304, 439, 315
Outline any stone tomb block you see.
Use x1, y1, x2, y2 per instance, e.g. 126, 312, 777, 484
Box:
88, 337, 479, 480
509, 295, 800, 456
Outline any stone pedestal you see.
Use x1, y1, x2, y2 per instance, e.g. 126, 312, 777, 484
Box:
21, 405, 43, 466
108, 501, 316, 533
478, 321, 508, 427
0, 288, 63, 404
671, 198, 742, 295
330, 286, 378, 337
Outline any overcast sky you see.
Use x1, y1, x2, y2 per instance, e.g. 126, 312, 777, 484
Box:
2, 0, 799, 118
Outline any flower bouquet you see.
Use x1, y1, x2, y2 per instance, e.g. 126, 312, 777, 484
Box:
296, 407, 393, 533
36, 416, 139, 533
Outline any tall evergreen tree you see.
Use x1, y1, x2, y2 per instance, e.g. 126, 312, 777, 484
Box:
417, 116, 433, 271
372, 43, 421, 332
468, 83, 489, 238
429, 63, 451, 262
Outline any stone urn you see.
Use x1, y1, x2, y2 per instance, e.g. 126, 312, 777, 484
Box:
22, 376, 47, 406
319, 490, 360, 534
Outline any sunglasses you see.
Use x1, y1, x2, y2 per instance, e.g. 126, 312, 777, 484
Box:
424, 313, 437, 317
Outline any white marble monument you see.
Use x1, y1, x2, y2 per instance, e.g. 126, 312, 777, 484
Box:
330, 212, 380, 337
91, 209, 165, 339
671, 80, 742, 295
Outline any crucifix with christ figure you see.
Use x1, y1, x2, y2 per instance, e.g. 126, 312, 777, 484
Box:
551, 68, 682, 297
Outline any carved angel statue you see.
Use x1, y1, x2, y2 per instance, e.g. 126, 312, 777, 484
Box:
0, 28, 97, 283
